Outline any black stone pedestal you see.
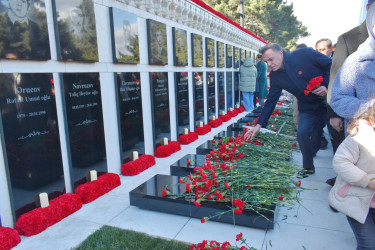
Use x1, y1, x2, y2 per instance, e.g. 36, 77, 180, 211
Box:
170, 154, 206, 176
129, 174, 275, 229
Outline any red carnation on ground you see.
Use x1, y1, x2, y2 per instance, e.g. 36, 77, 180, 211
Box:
236, 232, 243, 241
279, 196, 284, 201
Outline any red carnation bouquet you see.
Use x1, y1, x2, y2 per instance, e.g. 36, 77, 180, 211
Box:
154, 141, 181, 158
75, 173, 121, 204
15, 193, 82, 236
304, 76, 323, 96
0, 227, 20, 249
228, 109, 239, 117
219, 114, 231, 122
195, 125, 212, 135
236, 106, 245, 113
208, 118, 223, 128
179, 132, 199, 145
121, 155, 156, 176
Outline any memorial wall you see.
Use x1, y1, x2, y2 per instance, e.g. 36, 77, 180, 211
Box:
0, 0, 266, 227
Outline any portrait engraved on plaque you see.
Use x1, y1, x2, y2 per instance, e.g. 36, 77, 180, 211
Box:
226, 44, 233, 68
206, 38, 215, 67
173, 27, 188, 66
191, 33, 203, 67
147, 19, 167, 65
217, 41, 225, 68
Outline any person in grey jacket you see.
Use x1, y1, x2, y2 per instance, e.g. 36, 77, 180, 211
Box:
330, 2, 375, 134
239, 57, 257, 111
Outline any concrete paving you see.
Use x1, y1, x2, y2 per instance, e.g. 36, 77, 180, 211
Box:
14, 111, 356, 250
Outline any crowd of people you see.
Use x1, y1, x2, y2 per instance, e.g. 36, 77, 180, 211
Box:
240, 0, 375, 248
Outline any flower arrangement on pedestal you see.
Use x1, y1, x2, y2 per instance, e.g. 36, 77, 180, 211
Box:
163, 130, 302, 224
219, 113, 232, 122
0, 227, 20, 249
208, 118, 223, 128
121, 155, 156, 176
236, 106, 245, 113
154, 141, 181, 158
195, 124, 212, 135
75, 173, 121, 204
179, 132, 199, 144
15, 193, 82, 236
228, 109, 239, 117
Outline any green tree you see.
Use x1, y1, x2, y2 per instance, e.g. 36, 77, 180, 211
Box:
204, 0, 309, 51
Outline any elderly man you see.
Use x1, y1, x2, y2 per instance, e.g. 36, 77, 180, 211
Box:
244, 43, 331, 177
315, 38, 334, 58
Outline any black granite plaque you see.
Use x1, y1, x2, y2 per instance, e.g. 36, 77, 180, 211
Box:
147, 19, 167, 65
173, 27, 188, 66
62, 73, 107, 188
226, 44, 233, 68
193, 72, 204, 125
241, 48, 245, 63
217, 41, 225, 68
234, 72, 240, 106
207, 72, 216, 120
0, 0, 50, 60
0, 73, 64, 218
116, 72, 144, 160
175, 72, 189, 136
54, 0, 98, 62
150, 72, 170, 148
205, 38, 215, 67
110, 8, 139, 64
192, 33, 203, 67
234, 46, 240, 68
129, 174, 275, 229
226, 72, 233, 109
217, 72, 225, 114
170, 154, 207, 176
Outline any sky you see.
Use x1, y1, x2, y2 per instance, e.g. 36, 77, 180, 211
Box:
287, 0, 366, 48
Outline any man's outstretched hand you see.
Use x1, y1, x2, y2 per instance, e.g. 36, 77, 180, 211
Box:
244, 124, 261, 141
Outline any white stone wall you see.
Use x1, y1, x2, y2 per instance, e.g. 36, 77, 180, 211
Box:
0, 0, 265, 227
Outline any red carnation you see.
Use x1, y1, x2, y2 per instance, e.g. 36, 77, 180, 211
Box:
236, 232, 243, 241
304, 76, 323, 96
224, 182, 230, 189
201, 217, 206, 223
0, 227, 21, 249
179, 177, 185, 183
193, 200, 201, 207
297, 180, 301, 187
186, 184, 192, 192
162, 189, 167, 197
291, 142, 297, 148
279, 196, 284, 201
238, 153, 245, 158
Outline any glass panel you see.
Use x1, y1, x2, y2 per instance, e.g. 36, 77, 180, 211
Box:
151, 72, 170, 147
0, 73, 64, 219
226, 72, 233, 109
62, 73, 107, 189
116, 72, 144, 162
207, 72, 216, 119
54, 0, 98, 61
217, 72, 225, 113
175, 72, 189, 135
234, 72, 240, 106
192, 34, 203, 67
241, 48, 245, 64
147, 19, 167, 65
226, 44, 233, 68
111, 8, 139, 64
0, 0, 50, 60
173, 28, 188, 66
205, 38, 215, 67
217, 41, 225, 68
234, 46, 240, 68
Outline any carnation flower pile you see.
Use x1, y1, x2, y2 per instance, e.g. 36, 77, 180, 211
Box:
189, 232, 256, 250
304, 76, 323, 96
154, 141, 181, 158
195, 125, 212, 135
121, 155, 156, 176
0, 227, 21, 249
163, 124, 302, 223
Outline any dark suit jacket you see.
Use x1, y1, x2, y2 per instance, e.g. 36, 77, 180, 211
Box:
257, 48, 331, 127
327, 21, 369, 117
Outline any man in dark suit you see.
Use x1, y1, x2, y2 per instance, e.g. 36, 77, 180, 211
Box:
244, 43, 331, 178
325, 0, 374, 186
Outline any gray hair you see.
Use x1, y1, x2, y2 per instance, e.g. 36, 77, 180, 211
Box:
259, 43, 282, 55
315, 38, 333, 48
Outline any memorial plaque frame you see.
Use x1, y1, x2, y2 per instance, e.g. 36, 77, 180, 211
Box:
205, 38, 215, 67
226, 44, 233, 68
53, 0, 99, 62
240, 48, 245, 63
217, 72, 225, 114
233, 46, 239, 68
110, 8, 139, 64
0, 73, 65, 219
217, 41, 225, 68
0, 0, 51, 60
172, 27, 188, 66
206, 72, 216, 121
234, 72, 240, 107
226, 72, 233, 109
147, 19, 168, 65
175, 72, 190, 139
193, 72, 204, 127
191, 33, 203, 67
115, 72, 145, 160
150, 72, 170, 149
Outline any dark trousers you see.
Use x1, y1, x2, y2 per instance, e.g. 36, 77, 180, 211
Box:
327, 122, 345, 154
297, 112, 326, 170
347, 208, 375, 250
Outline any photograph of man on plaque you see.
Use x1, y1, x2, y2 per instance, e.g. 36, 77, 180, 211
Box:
206, 38, 215, 67
217, 41, 225, 68
147, 19, 167, 65
111, 8, 139, 64
54, 0, 98, 62
0, 0, 50, 60
226, 44, 233, 68
192, 33, 203, 67
172, 27, 188, 66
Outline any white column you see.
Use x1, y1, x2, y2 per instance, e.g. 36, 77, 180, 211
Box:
167, 25, 177, 141
0, 135, 13, 227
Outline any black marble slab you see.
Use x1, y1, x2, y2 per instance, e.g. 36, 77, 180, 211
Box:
170, 154, 206, 176
130, 174, 274, 229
